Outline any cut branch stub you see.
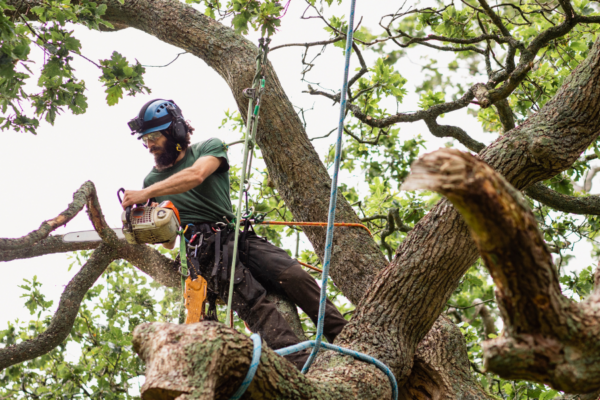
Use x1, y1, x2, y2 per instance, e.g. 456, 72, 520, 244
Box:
0, 181, 98, 251
403, 148, 600, 393
132, 322, 341, 400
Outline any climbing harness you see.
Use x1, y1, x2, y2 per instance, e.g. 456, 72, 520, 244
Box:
224, 37, 271, 326
234, 1, 399, 398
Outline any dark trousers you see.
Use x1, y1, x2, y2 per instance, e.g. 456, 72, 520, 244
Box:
229, 234, 348, 369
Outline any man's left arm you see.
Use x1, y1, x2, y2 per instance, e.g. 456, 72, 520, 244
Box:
122, 156, 223, 207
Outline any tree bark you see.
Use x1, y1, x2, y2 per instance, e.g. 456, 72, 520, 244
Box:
6, 0, 600, 396
400, 315, 492, 399
404, 148, 600, 393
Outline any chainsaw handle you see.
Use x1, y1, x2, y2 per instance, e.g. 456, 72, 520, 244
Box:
117, 188, 133, 227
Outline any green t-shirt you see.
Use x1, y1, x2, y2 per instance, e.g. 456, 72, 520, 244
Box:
143, 138, 235, 226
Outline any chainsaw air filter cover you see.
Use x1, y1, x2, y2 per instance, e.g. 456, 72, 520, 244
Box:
121, 202, 180, 245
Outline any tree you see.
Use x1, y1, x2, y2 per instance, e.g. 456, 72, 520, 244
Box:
2, 0, 600, 398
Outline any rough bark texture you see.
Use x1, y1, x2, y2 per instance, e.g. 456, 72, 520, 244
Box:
526, 182, 600, 215
0, 235, 99, 262
400, 316, 491, 399
5, 0, 600, 396
404, 149, 600, 393
133, 322, 349, 400
266, 293, 307, 341
335, 33, 600, 388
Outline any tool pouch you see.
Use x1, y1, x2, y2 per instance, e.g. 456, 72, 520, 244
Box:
188, 224, 248, 320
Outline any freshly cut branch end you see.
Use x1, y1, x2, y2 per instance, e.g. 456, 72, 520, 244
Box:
404, 148, 600, 393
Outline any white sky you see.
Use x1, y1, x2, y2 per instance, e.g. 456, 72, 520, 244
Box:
0, 0, 596, 328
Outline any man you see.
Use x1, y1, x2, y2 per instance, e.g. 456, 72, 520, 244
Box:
122, 99, 348, 369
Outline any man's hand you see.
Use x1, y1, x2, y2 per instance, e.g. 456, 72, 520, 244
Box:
122, 189, 150, 208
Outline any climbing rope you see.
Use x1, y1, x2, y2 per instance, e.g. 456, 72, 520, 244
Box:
261, 0, 399, 397
176, 229, 189, 323
225, 38, 271, 326
300, 0, 357, 374
275, 341, 398, 399
230, 333, 262, 400
224, 5, 398, 396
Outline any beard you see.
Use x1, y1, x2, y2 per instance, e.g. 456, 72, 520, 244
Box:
150, 134, 180, 171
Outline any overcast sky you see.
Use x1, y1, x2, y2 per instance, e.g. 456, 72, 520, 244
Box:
1, 0, 595, 328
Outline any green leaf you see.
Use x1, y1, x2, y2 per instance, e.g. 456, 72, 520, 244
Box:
571, 41, 587, 52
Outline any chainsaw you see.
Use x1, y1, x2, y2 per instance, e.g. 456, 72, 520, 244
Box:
63, 188, 181, 245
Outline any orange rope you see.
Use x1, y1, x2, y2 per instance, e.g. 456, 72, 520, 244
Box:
298, 260, 323, 273
256, 221, 372, 236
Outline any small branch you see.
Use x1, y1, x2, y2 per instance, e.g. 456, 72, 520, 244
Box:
343, 126, 385, 145
309, 127, 336, 141
493, 98, 516, 132
557, 0, 576, 20
423, 117, 485, 153
142, 52, 188, 68
270, 36, 343, 51
477, 0, 512, 37
347, 43, 368, 91
0, 244, 115, 371
584, 166, 600, 192
447, 299, 495, 310
380, 209, 396, 260
0, 181, 98, 251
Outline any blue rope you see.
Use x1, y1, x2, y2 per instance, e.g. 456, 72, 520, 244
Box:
274, 0, 399, 397
275, 341, 398, 400
301, 0, 355, 374
224, 1, 398, 398
230, 333, 262, 400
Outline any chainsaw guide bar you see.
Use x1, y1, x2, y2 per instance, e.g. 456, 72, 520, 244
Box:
62, 229, 125, 242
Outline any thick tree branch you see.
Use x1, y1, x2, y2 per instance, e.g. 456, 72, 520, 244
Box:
423, 117, 485, 153
493, 98, 516, 132
0, 244, 115, 371
403, 148, 600, 393
336, 34, 600, 388
116, 243, 180, 288
401, 316, 493, 399
133, 321, 392, 400
0, 235, 99, 262
526, 182, 600, 215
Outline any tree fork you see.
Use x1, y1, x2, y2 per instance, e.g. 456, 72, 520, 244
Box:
404, 148, 600, 393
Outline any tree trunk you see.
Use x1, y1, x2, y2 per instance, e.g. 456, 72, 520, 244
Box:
404, 148, 600, 393
6, 0, 600, 396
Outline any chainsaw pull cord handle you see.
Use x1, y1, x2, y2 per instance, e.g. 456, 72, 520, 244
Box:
117, 188, 133, 228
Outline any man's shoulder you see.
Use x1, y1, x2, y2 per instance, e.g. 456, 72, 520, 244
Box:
191, 138, 227, 158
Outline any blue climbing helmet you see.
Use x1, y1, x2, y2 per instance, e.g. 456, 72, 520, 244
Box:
127, 99, 187, 141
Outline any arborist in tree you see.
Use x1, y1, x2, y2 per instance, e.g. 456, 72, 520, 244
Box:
121, 99, 348, 369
